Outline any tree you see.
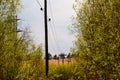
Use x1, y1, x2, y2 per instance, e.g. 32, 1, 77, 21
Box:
59, 53, 66, 64
73, 0, 120, 79
67, 53, 71, 63
16, 44, 44, 80
53, 54, 58, 60
59, 53, 65, 59
67, 53, 70, 58
0, 0, 22, 79
45, 53, 52, 60
0, 0, 46, 79
49, 53, 52, 60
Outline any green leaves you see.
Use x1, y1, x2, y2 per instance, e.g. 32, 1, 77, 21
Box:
0, 0, 45, 79
72, 0, 120, 79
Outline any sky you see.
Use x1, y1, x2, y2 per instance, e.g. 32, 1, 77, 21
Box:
18, 0, 76, 56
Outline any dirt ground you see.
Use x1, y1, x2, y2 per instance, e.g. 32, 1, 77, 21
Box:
49, 58, 75, 65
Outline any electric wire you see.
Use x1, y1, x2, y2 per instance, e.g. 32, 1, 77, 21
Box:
49, 22, 61, 53
35, 0, 43, 10
48, 0, 62, 53
48, 25, 59, 54
35, 0, 42, 8
35, 0, 62, 53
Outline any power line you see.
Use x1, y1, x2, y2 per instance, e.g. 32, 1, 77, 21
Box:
35, 0, 43, 11
48, 27, 59, 54
35, 0, 62, 53
49, 22, 61, 52
35, 0, 62, 54
48, 19, 61, 53
35, 0, 42, 7
48, 0, 62, 53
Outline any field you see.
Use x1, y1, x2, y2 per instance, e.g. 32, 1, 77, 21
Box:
49, 58, 75, 65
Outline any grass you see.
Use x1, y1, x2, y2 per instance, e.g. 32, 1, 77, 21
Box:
48, 62, 77, 80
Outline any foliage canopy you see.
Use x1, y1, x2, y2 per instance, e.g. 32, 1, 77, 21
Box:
72, 0, 120, 79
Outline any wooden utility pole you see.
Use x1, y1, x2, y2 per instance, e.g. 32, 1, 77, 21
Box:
44, 0, 49, 77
